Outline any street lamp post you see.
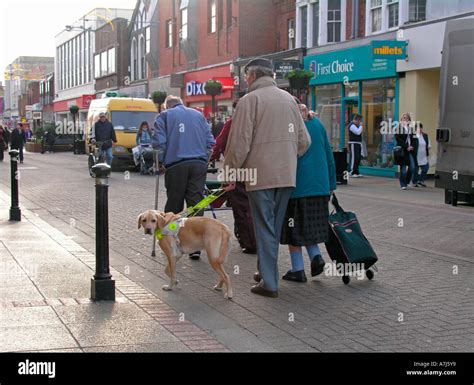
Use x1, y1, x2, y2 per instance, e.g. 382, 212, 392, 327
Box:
9, 150, 21, 221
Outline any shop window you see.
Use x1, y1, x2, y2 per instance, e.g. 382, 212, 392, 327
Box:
108, 48, 115, 74
327, 0, 341, 43
101, 51, 107, 77
315, 83, 342, 149
409, 0, 426, 22
387, 0, 399, 28
94, 54, 101, 78
370, 0, 382, 33
361, 78, 397, 168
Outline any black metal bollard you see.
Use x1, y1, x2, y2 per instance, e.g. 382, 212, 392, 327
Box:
90, 163, 115, 301
9, 150, 21, 221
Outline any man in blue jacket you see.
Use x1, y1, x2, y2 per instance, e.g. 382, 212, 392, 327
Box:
152, 95, 216, 260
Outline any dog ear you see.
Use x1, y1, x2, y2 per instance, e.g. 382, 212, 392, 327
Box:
137, 213, 144, 230
154, 211, 167, 229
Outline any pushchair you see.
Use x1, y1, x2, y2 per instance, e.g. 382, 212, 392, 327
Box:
139, 145, 156, 175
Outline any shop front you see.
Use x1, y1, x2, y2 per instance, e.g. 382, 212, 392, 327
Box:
53, 94, 96, 132
182, 64, 235, 120
305, 45, 399, 177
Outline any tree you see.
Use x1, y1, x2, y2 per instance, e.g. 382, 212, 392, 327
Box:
152, 91, 167, 113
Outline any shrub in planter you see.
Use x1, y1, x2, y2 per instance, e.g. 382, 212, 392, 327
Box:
286, 69, 315, 90
152, 91, 167, 105
204, 80, 223, 96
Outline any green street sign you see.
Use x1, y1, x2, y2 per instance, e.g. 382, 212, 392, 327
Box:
371, 40, 408, 60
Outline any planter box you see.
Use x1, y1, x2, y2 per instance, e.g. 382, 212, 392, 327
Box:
25, 142, 43, 153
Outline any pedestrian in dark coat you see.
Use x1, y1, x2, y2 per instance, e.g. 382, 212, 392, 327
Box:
0, 125, 8, 161
395, 113, 418, 189
11, 123, 25, 163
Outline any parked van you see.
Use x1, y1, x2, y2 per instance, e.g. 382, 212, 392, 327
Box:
86, 97, 158, 167
435, 19, 474, 206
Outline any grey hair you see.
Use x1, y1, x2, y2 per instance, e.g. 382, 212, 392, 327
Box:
246, 65, 274, 79
165, 95, 183, 109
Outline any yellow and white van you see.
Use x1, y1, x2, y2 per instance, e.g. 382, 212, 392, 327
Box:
86, 98, 158, 167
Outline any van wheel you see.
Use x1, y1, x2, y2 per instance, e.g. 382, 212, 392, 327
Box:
342, 276, 350, 285
366, 270, 374, 280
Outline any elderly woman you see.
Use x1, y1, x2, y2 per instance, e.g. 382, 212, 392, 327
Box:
280, 104, 337, 282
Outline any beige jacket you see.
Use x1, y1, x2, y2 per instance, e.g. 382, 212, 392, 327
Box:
224, 76, 311, 192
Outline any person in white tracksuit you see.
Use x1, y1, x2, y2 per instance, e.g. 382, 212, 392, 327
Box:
348, 114, 364, 178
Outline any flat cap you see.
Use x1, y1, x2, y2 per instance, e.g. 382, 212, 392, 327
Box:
244, 58, 274, 73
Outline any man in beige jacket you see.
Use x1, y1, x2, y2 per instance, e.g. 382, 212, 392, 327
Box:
224, 58, 311, 297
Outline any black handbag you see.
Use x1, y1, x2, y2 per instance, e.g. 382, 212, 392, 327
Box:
393, 145, 405, 166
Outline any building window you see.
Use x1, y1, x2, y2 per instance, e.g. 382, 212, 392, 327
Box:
327, 0, 341, 43
94, 54, 101, 78
218, 0, 224, 30
226, 0, 232, 28
181, 7, 188, 39
288, 18, 295, 49
139, 36, 146, 79
312, 1, 320, 47
101, 51, 107, 77
387, 0, 399, 28
131, 38, 137, 81
166, 20, 173, 47
209, 0, 217, 33
409, 0, 426, 22
145, 27, 151, 53
300, 6, 307, 47
108, 48, 115, 74
370, 0, 382, 33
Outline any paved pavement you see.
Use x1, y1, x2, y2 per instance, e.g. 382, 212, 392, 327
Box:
1, 151, 473, 352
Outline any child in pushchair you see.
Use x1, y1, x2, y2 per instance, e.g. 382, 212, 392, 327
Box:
135, 121, 155, 175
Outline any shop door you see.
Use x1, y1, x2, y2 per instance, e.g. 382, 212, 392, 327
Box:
341, 98, 359, 149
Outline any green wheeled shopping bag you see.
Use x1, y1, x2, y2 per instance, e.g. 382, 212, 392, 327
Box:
324, 194, 378, 285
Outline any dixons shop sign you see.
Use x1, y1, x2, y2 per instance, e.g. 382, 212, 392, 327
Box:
304, 45, 397, 86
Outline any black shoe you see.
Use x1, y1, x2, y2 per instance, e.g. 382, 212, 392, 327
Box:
189, 251, 201, 260
242, 248, 257, 255
253, 272, 261, 283
310, 255, 325, 277
282, 270, 307, 283
250, 284, 278, 298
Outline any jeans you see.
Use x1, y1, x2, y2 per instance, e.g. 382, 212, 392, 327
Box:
105, 147, 113, 166
248, 187, 293, 292
399, 153, 416, 187
414, 164, 429, 184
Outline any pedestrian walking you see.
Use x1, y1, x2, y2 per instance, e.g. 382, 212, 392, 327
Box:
280, 104, 337, 282
90, 112, 117, 166
414, 122, 431, 187
0, 125, 8, 161
224, 58, 311, 298
395, 113, 418, 190
11, 123, 25, 163
348, 114, 364, 178
211, 98, 257, 254
152, 95, 216, 261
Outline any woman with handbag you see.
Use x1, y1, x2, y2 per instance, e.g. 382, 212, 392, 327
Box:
414, 122, 431, 187
279, 104, 337, 282
395, 113, 418, 190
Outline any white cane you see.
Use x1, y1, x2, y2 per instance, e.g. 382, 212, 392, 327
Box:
151, 149, 160, 257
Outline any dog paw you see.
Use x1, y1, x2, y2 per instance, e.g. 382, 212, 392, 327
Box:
162, 285, 173, 291
213, 285, 223, 291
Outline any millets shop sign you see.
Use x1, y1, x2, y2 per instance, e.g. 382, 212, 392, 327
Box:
304, 45, 398, 86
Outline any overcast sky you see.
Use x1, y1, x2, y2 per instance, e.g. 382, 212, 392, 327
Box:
0, 0, 137, 83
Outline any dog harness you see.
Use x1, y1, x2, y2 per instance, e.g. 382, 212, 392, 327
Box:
155, 218, 187, 241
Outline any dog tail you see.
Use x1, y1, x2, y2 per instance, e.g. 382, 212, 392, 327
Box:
218, 225, 232, 264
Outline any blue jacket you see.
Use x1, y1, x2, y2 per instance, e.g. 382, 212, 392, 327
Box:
152, 104, 215, 167
292, 118, 337, 199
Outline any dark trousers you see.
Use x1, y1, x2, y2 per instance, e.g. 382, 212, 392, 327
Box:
164, 161, 207, 215
399, 153, 417, 187
350, 143, 361, 175
227, 182, 257, 250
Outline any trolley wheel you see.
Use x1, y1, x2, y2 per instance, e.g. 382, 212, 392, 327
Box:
342, 275, 350, 285
253, 272, 262, 283
366, 270, 374, 280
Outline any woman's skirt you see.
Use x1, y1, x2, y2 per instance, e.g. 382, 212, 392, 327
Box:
280, 195, 330, 246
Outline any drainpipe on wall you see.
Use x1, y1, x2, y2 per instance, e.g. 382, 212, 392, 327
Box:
351, 0, 357, 39
354, 0, 359, 38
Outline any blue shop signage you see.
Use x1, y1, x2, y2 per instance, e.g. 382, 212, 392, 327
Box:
304, 45, 397, 86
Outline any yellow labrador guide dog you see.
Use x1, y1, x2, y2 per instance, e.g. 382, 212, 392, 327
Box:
138, 210, 233, 299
